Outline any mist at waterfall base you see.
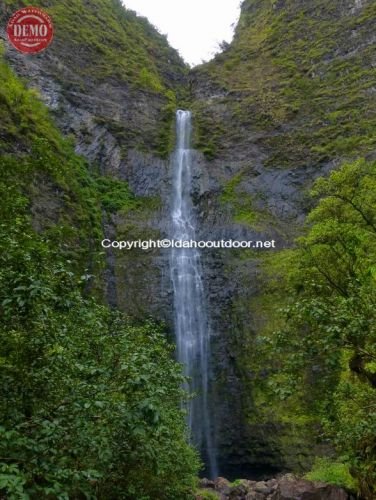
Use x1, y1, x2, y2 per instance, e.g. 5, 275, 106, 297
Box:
169, 110, 218, 478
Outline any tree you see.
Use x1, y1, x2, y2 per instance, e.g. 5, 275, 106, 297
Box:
270, 159, 376, 497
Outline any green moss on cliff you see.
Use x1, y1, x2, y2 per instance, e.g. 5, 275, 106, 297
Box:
192, 0, 376, 166
0, 52, 61, 153
0, 52, 106, 292
4, 0, 187, 92
2, 0, 188, 159
192, 101, 226, 159
220, 173, 257, 226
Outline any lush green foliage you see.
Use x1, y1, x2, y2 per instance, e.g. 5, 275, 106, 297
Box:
195, 489, 219, 500
0, 218, 199, 498
0, 53, 105, 284
305, 458, 357, 490
95, 176, 139, 213
266, 159, 376, 497
0, 57, 199, 499
0, 55, 62, 154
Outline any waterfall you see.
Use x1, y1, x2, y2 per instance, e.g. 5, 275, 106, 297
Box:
170, 110, 218, 478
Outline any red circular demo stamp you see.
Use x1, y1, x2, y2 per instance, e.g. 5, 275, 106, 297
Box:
7, 6, 54, 54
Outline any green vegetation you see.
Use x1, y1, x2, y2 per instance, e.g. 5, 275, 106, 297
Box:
0, 55, 199, 498
196, 489, 219, 499
192, 102, 226, 160
229, 479, 245, 487
95, 176, 139, 213
305, 458, 357, 491
251, 159, 376, 498
192, 0, 376, 165
220, 173, 257, 226
0, 55, 63, 153
0, 233, 199, 498
157, 90, 179, 158
0, 53, 104, 284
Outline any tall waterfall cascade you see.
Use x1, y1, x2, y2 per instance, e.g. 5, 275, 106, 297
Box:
170, 110, 218, 478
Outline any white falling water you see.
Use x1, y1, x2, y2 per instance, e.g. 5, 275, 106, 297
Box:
170, 110, 218, 478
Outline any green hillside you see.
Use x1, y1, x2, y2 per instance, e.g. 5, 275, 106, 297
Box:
192, 0, 376, 165
3, 0, 187, 92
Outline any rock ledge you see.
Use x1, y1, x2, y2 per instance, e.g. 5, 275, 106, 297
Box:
197, 474, 350, 499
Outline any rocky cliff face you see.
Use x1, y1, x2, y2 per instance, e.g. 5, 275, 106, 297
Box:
191, 0, 376, 167
2, 0, 375, 480
1, 0, 187, 312
187, 0, 376, 477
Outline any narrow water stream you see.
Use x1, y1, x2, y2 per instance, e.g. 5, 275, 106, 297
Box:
170, 110, 218, 478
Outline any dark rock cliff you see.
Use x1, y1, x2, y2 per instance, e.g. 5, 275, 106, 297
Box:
1, 0, 375, 479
